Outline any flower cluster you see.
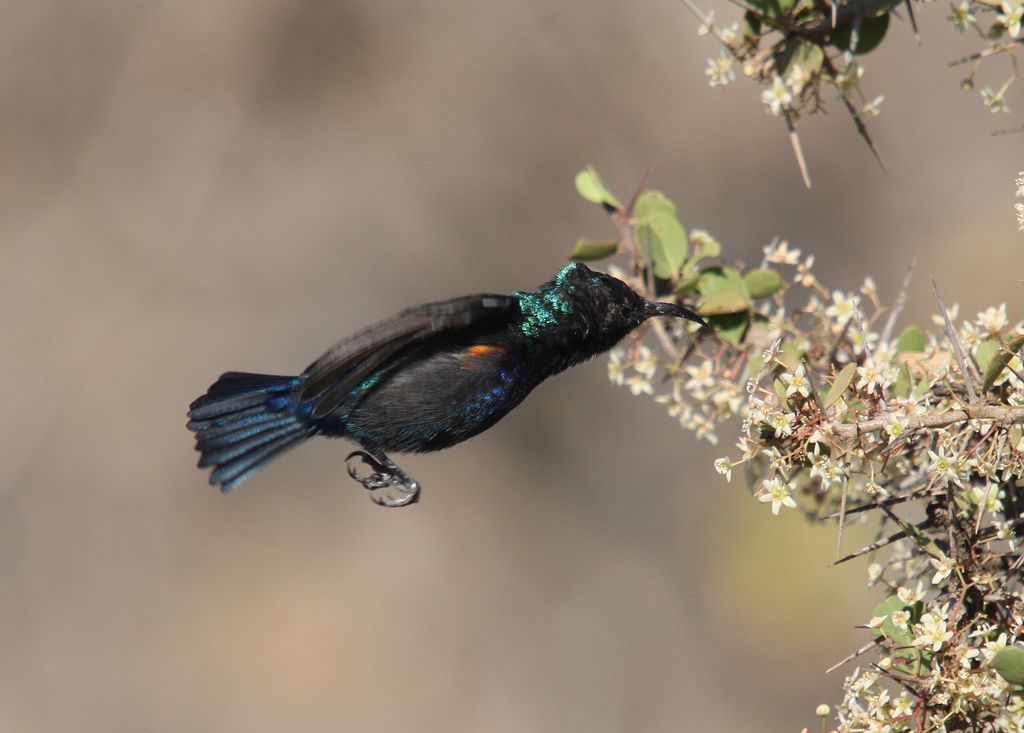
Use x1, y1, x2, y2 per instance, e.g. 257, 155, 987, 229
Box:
694, 7, 884, 123
606, 234, 1024, 731
688, 0, 1022, 184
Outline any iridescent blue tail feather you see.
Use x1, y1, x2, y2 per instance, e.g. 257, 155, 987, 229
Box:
187, 372, 313, 493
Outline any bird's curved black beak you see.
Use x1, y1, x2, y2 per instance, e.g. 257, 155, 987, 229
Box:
643, 299, 708, 328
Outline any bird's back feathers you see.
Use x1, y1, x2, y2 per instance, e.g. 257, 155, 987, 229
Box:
300, 294, 516, 418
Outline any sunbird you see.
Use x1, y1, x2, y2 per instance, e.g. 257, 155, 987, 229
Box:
187, 263, 705, 506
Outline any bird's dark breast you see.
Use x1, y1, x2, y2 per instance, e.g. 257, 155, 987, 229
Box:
339, 341, 540, 453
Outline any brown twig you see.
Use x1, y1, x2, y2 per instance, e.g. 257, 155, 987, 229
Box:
932, 278, 979, 403
784, 110, 813, 189
880, 260, 916, 346
828, 405, 1024, 439
826, 639, 881, 674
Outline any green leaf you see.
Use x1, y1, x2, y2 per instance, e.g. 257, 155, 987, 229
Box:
975, 339, 999, 373
871, 595, 913, 646
894, 362, 912, 399
747, 352, 765, 380
674, 272, 701, 297
698, 289, 750, 316
781, 39, 824, 77
824, 363, 857, 409
633, 189, 677, 221
636, 220, 686, 280
778, 341, 804, 371
574, 166, 622, 209
830, 13, 890, 55
744, 268, 783, 298
567, 239, 618, 262
895, 325, 926, 354
708, 312, 749, 347
634, 191, 688, 280
983, 335, 1024, 392
698, 266, 749, 297
993, 647, 1024, 687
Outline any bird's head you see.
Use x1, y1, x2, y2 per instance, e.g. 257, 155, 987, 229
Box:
537, 263, 706, 353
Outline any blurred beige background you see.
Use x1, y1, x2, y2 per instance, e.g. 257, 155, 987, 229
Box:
1, 2, 1022, 731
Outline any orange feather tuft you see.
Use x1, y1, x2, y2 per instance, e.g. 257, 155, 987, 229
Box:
466, 344, 503, 357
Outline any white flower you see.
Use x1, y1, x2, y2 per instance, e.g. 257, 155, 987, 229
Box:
633, 345, 658, 379
705, 52, 735, 88
981, 85, 1010, 113
983, 632, 1008, 661
714, 457, 733, 482
781, 364, 812, 398
808, 443, 845, 492
759, 477, 797, 515
883, 412, 911, 443
795, 255, 816, 287
995, 521, 1017, 549
930, 554, 954, 585
825, 291, 859, 323
857, 360, 896, 393
608, 349, 628, 385
763, 239, 802, 265
914, 611, 953, 651
957, 645, 980, 670
948, 0, 977, 30
655, 390, 690, 419
848, 327, 879, 357
691, 411, 719, 445
892, 693, 914, 717
719, 23, 740, 45
696, 11, 715, 35
834, 62, 864, 95
972, 483, 1004, 514
891, 609, 911, 630
929, 447, 965, 488
711, 384, 744, 418
624, 373, 653, 396
786, 64, 811, 95
767, 410, 795, 437
977, 304, 1008, 334
897, 582, 925, 604
761, 75, 792, 116
998, 0, 1023, 36
960, 321, 983, 350
684, 360, 716, 392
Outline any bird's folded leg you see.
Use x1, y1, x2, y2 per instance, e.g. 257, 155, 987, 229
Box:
345, 450, 421, 508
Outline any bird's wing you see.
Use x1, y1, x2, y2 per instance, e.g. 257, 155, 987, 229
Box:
300, 294, 516, 418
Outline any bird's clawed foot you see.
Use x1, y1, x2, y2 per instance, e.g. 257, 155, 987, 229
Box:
345, 451, 421, 508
